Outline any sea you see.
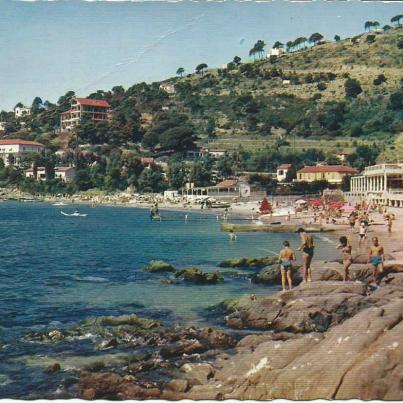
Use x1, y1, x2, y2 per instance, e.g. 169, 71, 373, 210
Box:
0, 201, 339, 398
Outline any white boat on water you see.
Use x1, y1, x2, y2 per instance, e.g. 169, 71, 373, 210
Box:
61, 211, 88, 217
53, 202, 67, 206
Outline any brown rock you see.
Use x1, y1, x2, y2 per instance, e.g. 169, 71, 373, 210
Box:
180, 363, 215, 385
166, 379, 189, 393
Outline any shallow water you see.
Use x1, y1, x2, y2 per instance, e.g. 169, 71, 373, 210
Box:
0, 201, 339, 397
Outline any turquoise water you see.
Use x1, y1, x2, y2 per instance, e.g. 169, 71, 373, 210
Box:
0, 201, 338, 397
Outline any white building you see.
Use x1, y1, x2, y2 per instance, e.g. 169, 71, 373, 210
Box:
26, 166, 76, 182
276, 163, 292, 182
268, 48, 285, 57
159, 83, 176, 94
0, 122, 7, 131
0, 139, 44, 166
349, 163, 403, 208
14, 106, 31, 118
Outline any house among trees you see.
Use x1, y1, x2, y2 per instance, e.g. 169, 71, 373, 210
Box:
140, 157, 155, 169
268, 48, 285, 57
25, 166, 76, 182
14, 105, 31, 118
276, 163, 292, 182
159, 83, 176, 95
296, 163, 358, 185
60, 97, 111, 131
0, 139, 44, 166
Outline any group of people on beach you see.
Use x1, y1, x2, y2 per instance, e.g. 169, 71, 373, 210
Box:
278, 227, 385, 292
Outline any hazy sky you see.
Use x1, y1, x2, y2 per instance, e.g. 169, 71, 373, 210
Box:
0, 0, 401, 110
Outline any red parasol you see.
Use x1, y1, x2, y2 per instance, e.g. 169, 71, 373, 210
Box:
260, 197, 272, 214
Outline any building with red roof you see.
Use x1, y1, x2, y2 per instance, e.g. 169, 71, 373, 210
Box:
60, 97, 111, 132
0, 139, 44, 166
296, 164, 358, 184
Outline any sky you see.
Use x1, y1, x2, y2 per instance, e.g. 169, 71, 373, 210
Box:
0, 0, 401, 111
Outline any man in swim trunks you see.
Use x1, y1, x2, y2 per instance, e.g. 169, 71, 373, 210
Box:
297, 228, 314, 283
336, 236, 352, 281
368, 237, 384, 284
278, 241, 296, 291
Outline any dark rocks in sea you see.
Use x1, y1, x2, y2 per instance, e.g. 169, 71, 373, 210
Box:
218, 256, 278, 269
143, 260, 176, 273
174, 267, 224, 284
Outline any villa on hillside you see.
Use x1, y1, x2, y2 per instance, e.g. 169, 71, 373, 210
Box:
277, 163, 292, 182
14, 106, 31, 118
60, 98, 111, 131
296, 163, 358, 185
348, 163, 403, 208
159, 83, 176, 95
0, 139, 44, 166
25, 166, 76, 182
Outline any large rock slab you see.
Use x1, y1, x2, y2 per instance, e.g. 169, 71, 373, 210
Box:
188, 299, 403, 400
221, 281, 368, 333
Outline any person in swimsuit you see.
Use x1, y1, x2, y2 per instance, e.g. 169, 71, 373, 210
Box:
358, 221, 367, 246
336, 236, 352, 281
278, 241, 296, 291
348, 213, 356, 231
368, 237, 384, 284
297, 228, 314, 283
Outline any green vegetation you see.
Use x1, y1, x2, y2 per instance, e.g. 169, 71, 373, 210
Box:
0, 16, 402, 195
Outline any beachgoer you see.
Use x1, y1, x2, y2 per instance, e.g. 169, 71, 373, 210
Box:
279, 241, 296, 291
386, 215, 392, 233
368, 237, 384, 284
336, 236, 352, 281
348, 213, 356, 231
297, 228, 314, 283
358, 221, 368, 246
229, 229, 237, 241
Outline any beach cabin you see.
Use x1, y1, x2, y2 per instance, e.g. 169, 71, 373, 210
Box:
277, 164, 292, 182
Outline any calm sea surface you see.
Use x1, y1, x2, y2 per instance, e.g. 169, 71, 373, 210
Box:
0, 201, 338, 397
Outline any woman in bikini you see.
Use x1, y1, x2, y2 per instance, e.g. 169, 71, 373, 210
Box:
336, 236, 352, 281
297, 228, 314, 283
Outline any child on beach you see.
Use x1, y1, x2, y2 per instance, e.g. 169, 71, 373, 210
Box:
358, 221, 367, 246
297, 228, 314, 283
278, 241, 296, 291
336, 236, 352, 281
368, 237, 384, 284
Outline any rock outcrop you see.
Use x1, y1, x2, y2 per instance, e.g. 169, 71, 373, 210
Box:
218, 256, 278, 269
143, 260, 176, 273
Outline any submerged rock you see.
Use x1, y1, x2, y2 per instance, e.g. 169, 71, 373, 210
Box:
143, 260, 176, 273
44, 363, 61, 374
175, 268, 224, 284
218, 256, 278, 269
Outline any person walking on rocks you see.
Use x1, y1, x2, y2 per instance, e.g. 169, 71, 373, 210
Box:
336, 236, 352, 281
368, 236, 384, 284
297, 228, 314, 283
278, 241, 296, 291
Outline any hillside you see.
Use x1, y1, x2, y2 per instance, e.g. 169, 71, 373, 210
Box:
0, 23, 402, 194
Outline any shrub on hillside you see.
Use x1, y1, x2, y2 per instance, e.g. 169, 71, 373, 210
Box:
344, 78, 362, 98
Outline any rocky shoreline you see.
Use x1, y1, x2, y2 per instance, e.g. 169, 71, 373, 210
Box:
20, 251, 403, 400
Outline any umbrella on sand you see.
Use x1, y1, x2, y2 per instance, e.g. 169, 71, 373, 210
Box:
295, 199, 307, 205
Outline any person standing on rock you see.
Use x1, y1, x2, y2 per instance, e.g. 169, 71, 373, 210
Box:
279, 241, 296, 291
336, 236, 352, 281
297, 228, 314, 283
368, 237, 384, 285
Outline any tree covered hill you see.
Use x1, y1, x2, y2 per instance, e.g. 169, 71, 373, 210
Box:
0, 19, 401, 194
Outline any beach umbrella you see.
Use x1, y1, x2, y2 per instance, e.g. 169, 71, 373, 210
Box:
295, 199, 307, 205
308, 199, 322, 207
259, 197, 272, 214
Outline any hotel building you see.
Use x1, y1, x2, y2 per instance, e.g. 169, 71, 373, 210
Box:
349, 163, 403, 207
60, 98, 111, 131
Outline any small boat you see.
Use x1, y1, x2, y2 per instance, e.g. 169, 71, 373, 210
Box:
53, 202, 67, 206
61, 211, 87, 217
